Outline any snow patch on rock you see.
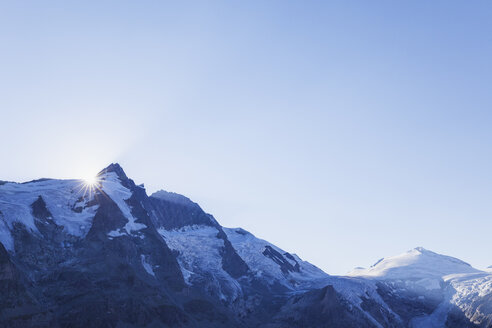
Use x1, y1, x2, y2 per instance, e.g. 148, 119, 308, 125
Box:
224, 227, 329, 290
140, 254, 155, 277
101, 172, 146, 236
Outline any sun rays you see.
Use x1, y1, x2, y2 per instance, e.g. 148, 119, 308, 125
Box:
83, 176, 99, 186
77, 175, 102, 198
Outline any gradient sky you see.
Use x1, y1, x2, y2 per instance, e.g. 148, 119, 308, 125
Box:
1, 1, 491, 274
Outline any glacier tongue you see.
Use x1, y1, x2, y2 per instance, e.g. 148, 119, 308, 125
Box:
158, 225, 225, 284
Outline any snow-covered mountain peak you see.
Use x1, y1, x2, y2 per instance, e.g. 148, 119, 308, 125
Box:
150, 190, 197, 208
413, 246, 429, 253
97, 163, 128, 181
348, 247, 480, 281
0, 164, 146, 251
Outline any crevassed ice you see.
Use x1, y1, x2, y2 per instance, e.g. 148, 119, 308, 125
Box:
158, 224, 241, 301
158, 225, 224, 278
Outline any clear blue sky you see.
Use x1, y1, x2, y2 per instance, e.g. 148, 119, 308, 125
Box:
1, 1, 491, 274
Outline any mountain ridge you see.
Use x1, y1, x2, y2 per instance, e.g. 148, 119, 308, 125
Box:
0, 163, 490, 328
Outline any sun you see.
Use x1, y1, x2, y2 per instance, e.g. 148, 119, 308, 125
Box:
83, 176, 98, 186
78, 175, 101, 197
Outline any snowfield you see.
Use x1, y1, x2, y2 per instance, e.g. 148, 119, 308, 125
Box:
348, 247, 480, 280
349, 247, 492, 328
0, 178, 99, 251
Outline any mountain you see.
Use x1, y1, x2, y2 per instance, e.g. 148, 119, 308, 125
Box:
0, 163, 490, 327
349, 248, 492, 328
348, 247, 480, 291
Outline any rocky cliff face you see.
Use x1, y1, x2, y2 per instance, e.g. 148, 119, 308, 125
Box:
0, 164, 490, 327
